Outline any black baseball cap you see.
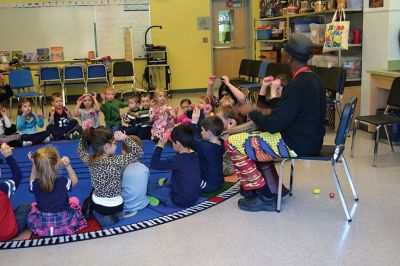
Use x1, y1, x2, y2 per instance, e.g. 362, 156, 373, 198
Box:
283, 33, 313, 62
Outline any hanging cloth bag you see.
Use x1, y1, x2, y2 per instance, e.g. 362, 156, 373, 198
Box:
323, 8, 350, 52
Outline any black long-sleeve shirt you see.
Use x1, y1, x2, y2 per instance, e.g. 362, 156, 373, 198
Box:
249, 71, 326, 156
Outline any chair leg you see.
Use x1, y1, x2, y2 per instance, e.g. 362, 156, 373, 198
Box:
373, 125, 381, 167
62, 85, 67, 104
9, 98, 12, 119
289, 159, 294, 196
331, 160, 352, 222
341, 155, 359, 201
383, 125, 394, 152
276, 159, 288, 213
351, 119, 358, 157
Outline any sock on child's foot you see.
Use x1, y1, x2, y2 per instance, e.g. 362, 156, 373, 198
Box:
158, 178, 167, 186
149, 196, 160, 207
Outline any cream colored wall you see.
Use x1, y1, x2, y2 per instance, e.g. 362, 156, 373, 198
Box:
361, 0, 400, 115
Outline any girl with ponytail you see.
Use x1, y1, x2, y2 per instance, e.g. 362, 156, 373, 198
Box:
27, 146, 87, 236
78, 126, 143, 226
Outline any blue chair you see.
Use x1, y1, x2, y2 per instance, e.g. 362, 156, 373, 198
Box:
276, 97, 359, 222
63, 64, 86, 103
239, 61, 268, 101
9, 68, 43, 118
86, 64, 109, 89
39, 66, 62, 103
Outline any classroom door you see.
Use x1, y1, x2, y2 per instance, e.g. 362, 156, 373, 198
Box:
212, 0, 247, 77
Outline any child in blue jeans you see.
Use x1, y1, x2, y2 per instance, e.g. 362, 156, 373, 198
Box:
148, 125, 201, 208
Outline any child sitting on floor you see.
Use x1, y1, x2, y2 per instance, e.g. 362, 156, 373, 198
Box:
173, 98, 192, 125
27, 146, 87, 236
16, 99, 51, 147
122, 95, 141, 136
78, 127, 143, 226
121, 135, 157, 216
100, 87, 128, 132
47, 93, 81, 140
148, 125, 201, 208
149, 88, 175, 141
191, 110, 225, 192
73, 92, 101, 128
0, 143, 31, 241
136, 93, 153, 140
0, 106, 20, 147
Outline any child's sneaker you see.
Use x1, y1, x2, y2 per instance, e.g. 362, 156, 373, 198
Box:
123, 211, 138, 218
158, 178, 167, 186
149, 196, 160, 207
22, 141, 32, 147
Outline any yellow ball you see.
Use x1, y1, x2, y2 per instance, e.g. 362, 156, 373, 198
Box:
312, 188, 321, 194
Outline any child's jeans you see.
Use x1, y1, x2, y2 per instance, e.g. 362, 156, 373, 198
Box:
47, 119, 80, 140
21, 130, 51, 144
147, 180, 176, 208
14, 203, 31, 236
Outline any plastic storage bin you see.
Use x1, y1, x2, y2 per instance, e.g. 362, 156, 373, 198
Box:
311, 55, 326, 67
294, 19, 319, 33
343, 56, 362, 79
310, 24, 326, 45
256, 29, 272, 40
346, 0, 363, 9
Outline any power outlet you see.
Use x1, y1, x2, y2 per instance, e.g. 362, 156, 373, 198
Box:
202, 37, 208, 43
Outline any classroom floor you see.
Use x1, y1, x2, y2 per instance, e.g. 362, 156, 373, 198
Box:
2, 92, 400, 265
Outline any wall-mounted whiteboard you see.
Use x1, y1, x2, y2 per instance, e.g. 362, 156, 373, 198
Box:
0, 4, 151, 60
95, 6, 151, 59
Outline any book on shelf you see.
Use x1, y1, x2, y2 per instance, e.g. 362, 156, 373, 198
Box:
22, 52, 37, 63
50, 46, 64, 61
37, 48, 50, 61
0, 51, 11, 64
11, 51, 23, 61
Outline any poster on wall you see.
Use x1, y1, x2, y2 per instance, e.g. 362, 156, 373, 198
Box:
369, 0, 384, 8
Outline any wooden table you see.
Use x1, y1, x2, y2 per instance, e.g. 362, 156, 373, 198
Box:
367, 69, 400, 131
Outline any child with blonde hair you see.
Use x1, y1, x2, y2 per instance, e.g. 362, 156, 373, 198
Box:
100, 87, 128, 132
149, 88, 175, 140
73, 92, 101, 128
27, 146, 87, 236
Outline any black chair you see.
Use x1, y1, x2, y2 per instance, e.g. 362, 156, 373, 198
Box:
277, 97, 359, 222
351, 77, 400, 167
112, 61, 144, 98
264, 62, 292, 79
230, 59, 259, 87
312, 66, 347, 127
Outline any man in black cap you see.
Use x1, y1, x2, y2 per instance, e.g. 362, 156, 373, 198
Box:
228, 33, 326, 212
